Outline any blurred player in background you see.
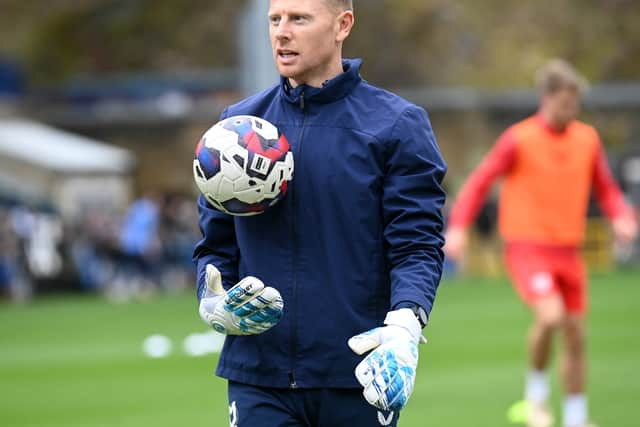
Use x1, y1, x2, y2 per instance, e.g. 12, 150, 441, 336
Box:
194, 0, 447, 426
444, 59, 638, 427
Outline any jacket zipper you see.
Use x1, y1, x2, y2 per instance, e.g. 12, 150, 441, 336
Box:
289, 90, 305, 389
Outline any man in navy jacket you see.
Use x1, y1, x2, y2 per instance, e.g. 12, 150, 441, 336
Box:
193, 1, 447, 425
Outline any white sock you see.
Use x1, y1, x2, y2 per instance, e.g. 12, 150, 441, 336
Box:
563, 394, 588, 427
525, 370, 549, 404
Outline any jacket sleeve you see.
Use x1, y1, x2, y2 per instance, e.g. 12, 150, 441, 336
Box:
192, 109, 240, 301
448, 129, 516, 228
383, 106, 447, 319
193, 196, 240, 301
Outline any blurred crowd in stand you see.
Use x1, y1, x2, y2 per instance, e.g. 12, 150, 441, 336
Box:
0, 192, 199, 303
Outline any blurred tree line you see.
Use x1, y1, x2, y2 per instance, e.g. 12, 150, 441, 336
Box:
1, 0, 639, 87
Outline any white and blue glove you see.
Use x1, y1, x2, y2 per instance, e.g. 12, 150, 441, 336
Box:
348, 308, 426, 411
198, 264, 284, 335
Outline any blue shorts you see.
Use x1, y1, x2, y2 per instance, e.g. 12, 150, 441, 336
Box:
227, 381, 400, 427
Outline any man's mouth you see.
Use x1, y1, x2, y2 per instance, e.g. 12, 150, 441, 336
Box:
278, 50, 299, 59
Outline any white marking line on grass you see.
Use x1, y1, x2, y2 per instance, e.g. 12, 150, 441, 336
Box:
142, 331, 225, 358
183, 331, 225, 356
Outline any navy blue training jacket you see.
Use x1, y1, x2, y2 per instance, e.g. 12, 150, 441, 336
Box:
193, 59, 447, 389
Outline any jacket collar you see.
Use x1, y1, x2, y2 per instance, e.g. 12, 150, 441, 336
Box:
280, 58, 363, 106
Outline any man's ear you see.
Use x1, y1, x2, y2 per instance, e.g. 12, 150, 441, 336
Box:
336, 10, 354, 43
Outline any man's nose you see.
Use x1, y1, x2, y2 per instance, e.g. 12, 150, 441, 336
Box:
274, 20, 292, 41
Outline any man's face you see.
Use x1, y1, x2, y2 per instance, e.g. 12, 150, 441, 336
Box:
542, 86, 581, 127
268, 0, 346, 87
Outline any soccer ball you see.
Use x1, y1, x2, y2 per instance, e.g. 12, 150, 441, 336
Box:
193, 115, 294, 216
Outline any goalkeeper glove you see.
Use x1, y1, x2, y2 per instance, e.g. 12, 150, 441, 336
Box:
198, 264, 284, 335
348, 308, 426, 411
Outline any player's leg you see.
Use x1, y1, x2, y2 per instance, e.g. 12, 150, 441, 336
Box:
523, 293, 564, 427
557, 252, 591, 427
313, 388, 400, 427
227, 381, 306, 427
505, 244, 562, 427
561, 314, 589, 427
529, 294, 565, 372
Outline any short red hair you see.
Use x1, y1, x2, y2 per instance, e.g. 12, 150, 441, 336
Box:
327, 0, 353, 11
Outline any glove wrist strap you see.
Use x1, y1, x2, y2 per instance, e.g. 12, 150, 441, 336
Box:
384, 309, 427, 344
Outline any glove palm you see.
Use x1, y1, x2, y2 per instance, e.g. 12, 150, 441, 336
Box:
199, 265, 283, 335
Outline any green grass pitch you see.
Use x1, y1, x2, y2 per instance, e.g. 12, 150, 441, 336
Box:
0, 270, 638, 427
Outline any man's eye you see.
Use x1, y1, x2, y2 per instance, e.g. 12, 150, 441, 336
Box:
269, 16, 281, 25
